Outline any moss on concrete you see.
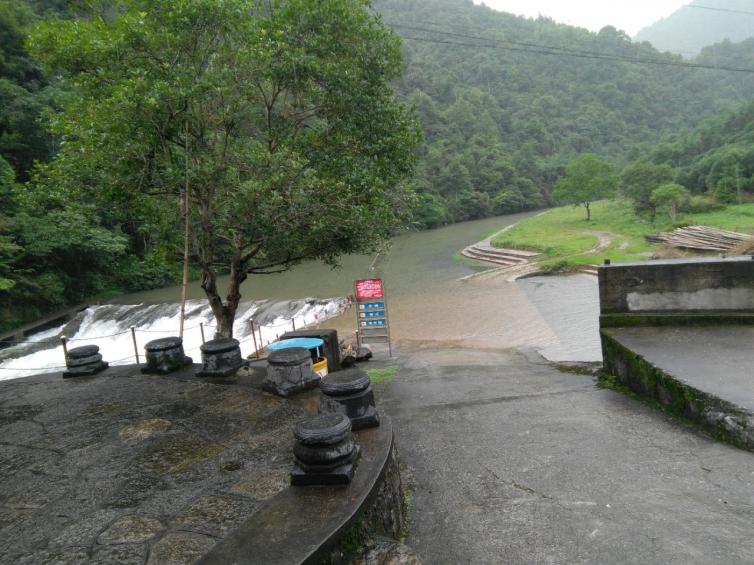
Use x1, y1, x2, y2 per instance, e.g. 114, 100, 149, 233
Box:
601, 330, 754, 451
600, 312, 754, 328
367, 366, 398, 384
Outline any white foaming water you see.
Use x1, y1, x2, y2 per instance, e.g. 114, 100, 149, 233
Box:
0, 297, 349, 381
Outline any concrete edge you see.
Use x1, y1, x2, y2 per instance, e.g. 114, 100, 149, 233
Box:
198, 416, 395, 565
600, 330, 754, 451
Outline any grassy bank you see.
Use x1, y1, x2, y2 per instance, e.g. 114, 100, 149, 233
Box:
492, 200, 754, 270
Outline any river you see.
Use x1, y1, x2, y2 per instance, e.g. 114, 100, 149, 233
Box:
0, 212, 601, 380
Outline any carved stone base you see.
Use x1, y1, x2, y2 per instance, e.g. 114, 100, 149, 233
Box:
263, 347, 318, 397
196, 338, 244, 378
319, 368, 380, 430
291, 413, 360, 486
142, 337, 192, 375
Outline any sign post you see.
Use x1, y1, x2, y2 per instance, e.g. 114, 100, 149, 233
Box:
354, 278, 392, 357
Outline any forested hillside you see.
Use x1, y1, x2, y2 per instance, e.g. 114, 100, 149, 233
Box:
635, 0, 754, 57
3, 0, 754, 332
630, 100, 754, 202
1, 0, 180, 331
375, 0, 754, 226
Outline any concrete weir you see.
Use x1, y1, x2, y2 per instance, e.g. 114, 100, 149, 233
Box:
599, 256, 754, 450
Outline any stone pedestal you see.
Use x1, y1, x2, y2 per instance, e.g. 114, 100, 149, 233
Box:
291, 413, 359, 486
263, 347, 319, 397
280, 329, 341, 371
319, 367, 380, 430
63, 345, 108, 378
195, 338, 243, 378
142, 337, 192, 375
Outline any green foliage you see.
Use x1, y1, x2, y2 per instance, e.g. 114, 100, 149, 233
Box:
628, 100, 754, 208
552, 154, 617, 220
493, 200, 754, 270
651, 183, 690, 221
366, 366, 398, 383
619, 161, 674, 218
29, 0, 420, 335
376, 0, 754, 226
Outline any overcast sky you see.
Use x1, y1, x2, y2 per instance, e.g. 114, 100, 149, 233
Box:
473, 1, 689, 36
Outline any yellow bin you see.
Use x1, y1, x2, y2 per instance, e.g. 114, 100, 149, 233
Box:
313, 357, 328, 379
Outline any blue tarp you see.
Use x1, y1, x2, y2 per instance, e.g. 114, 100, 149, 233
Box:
266, 337, 324, 351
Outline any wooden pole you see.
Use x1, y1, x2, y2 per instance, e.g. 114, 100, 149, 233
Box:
251, 320, 259, 358
60, 336, 69, 366
131, 327, 140, 365
179, 120, 190, 337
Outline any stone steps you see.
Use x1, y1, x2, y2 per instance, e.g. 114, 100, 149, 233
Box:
461, 244, 540, 267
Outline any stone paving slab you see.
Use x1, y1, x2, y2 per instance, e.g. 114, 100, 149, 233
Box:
372, 347, 754, 565
603, 326, 754, 412
0, 364, 318, 564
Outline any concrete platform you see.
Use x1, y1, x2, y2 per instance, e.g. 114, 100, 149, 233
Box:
604, 326, 754, 412
602, 326, 754, 450
372, 346, 754, 565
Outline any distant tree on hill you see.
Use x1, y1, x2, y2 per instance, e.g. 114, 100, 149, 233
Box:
651, 183, 690, 222
553, 154, 617, 221
620, 161, 675, 220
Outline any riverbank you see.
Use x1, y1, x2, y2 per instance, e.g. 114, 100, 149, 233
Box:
491, 200, 754, 271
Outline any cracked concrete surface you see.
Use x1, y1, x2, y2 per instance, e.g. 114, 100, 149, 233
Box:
374, 347, 754, 565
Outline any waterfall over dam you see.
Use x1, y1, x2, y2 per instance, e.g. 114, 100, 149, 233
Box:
0, 297, 350, 380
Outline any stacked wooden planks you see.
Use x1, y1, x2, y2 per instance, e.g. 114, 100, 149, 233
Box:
646, 225, 752, 252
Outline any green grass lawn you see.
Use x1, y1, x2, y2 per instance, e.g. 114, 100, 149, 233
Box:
492, 200, 754, 270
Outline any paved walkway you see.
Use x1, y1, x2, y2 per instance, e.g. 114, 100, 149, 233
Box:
373, 347, 754, 565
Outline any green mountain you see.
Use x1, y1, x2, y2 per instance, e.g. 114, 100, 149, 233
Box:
375, 0, 754, 226
638, 100, 754, 202
634, 0, 754, 57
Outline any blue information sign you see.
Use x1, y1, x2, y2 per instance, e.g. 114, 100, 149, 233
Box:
354, 279, 391, 356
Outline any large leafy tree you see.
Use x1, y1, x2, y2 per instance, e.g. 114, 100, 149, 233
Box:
552, 154, 617, 220
619, 161, 675, 220
29, 0, 420, 337
651, 183, 689, 222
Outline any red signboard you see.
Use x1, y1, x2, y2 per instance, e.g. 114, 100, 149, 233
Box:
355, 279, 384, 300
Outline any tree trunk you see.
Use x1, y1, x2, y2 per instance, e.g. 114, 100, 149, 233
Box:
584, 202, 591, 221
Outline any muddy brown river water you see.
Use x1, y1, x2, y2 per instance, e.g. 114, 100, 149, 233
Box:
117, 212, 602, 362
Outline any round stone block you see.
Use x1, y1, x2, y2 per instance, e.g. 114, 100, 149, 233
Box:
293, 434, 356, 465
293, 447, 359, 473
200, 338, 240, 355
67, 353, 103, 368
268, 347, 311, 367
67, 345, 99, 359
320, 368, 371, 397
196, 338, 243, 378
143, 337, 192, 375
145, 337, 183, 352
294, 413, 351, 446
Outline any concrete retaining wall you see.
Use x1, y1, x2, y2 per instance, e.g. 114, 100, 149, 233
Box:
599, 256, 754, 315
601, 330, 754, 450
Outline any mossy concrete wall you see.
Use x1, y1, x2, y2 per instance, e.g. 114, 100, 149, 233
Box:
599, 256, 754, 316
601, 330, 754, 451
